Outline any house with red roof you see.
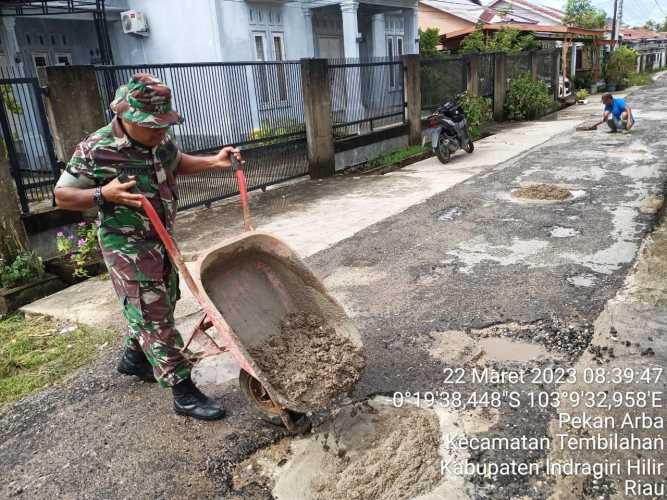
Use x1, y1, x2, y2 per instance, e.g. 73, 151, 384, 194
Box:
620, 27, 667, 72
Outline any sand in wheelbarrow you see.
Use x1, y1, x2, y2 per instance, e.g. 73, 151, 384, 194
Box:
247, 312, 366, 410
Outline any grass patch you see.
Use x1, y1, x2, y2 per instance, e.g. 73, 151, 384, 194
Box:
624, 72, 654, 87
367, 144, 429, 170
0, 314, 115, 405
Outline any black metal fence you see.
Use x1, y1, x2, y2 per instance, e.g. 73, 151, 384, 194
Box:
328, 58, 405, 137
478, 53, 495, 98
0, 66, 59, 214
95, 61, 308, 209
420, 56, 468, 113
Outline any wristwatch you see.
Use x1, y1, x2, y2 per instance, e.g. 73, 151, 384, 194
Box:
94, 186, 105, 208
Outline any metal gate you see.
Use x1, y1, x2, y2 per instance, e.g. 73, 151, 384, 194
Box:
0, 73, 60, 214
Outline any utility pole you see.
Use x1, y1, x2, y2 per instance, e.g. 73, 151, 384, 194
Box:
617, 0, 624, 42
611, 0, 619, 50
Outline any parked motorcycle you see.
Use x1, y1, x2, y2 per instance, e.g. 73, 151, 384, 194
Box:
427, 94, 474, 164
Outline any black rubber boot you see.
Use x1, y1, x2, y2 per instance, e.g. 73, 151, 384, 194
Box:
172, 379, 225, 421
117, 348, 157, 383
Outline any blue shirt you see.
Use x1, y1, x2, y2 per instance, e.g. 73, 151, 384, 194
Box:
605, 98, 627, 119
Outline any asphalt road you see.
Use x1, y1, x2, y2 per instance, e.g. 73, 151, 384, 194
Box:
1, 76, 665, 500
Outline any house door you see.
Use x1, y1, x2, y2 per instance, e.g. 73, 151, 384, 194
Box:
318, 36, 342, 59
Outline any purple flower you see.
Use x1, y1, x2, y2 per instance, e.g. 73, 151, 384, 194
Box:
78, 239, 86, 246
78, 222, 86, 227
68, 235, 75, 240
56, 231, 64, 237
95, 220, 101, 226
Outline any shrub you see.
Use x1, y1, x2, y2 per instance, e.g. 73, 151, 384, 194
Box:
0, 251, 44, 289
623, 72, 653, 87
504, 73, 554, 120
461, 27, 539, 54
605, 47, 638, 85
458, 93, 492, 140
419, 27, 440, 56
575, 88, 589, 101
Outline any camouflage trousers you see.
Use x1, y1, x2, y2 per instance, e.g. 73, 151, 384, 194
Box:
109, 264, 192, 388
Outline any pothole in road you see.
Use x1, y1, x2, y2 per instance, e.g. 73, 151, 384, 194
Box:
231, 397, 470, 500
429, 328, 557, 365
549, 226, 579, 238
430, 319, 594, 362
511, 183, 572, 201
567, 273, 597, 288
436, 206, 464, 221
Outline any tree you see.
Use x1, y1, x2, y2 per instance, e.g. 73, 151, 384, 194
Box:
643, 17, 667, 31
461, 27, 538, 53
419, 27, 441, 56
563, 0, 607, 29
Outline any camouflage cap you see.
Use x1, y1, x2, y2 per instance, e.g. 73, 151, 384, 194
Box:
110, 73, 184, 128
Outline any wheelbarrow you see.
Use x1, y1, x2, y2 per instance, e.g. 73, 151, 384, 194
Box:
121, 159, 362, 433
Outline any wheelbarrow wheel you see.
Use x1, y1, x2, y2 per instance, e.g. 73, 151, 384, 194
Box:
238, 369, 310, 433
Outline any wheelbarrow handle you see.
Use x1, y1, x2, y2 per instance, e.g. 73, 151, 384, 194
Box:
230, 155, 254, 232
114, 173, 205, 307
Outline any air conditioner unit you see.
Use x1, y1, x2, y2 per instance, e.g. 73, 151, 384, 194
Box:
121, 10, 149, 36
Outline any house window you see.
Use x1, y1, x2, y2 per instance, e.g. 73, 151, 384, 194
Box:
253, 33, 270, 104
272, 33, 287, 101
55, 52, 72, 65
32, 52, 49, 72
576, 47, 583, 70
387, 35, 403, 88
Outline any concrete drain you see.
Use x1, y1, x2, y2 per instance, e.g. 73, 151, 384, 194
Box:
436, 206, 464, 221
511, 183, 572, 201
231, 397, 470, 499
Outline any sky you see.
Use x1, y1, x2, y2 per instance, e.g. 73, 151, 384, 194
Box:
527, 0, 667, 27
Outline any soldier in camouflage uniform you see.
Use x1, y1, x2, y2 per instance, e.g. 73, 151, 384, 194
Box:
55, 73, 242, 421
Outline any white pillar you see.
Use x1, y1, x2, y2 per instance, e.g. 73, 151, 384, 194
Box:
2, 17, 23, 75
340, 0, 363, 131
371, 13, 385, 58
570, 42, 577, 80
341, 0, 360, 60
402, 2, 419, 54
303, 7, 315, 57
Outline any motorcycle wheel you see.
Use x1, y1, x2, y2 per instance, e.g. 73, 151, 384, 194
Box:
463, 140, 474, 153
435, 135, 451, 164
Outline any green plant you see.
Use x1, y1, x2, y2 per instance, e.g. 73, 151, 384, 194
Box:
575, 88, 589, 101
573, 71, 593, 90
367, 144, 428, 169
563, 0, 607, 28
56, 221, 101, 278
504, 73, 555, 120
458, 93, 492, 140
605, 47, 638, 85
0, 251, 44, 289
419, 27, 440, 56
623, 72, 653, 87
461, 27, 539, 54
250, 118, 304, 146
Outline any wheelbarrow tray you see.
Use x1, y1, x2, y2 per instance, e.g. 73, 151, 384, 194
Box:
193, 231, 363, 414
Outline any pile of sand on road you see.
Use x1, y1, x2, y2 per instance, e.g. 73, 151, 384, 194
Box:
512, 183, 572, 201
248, 312, 366, 410
310, 403, 443, 500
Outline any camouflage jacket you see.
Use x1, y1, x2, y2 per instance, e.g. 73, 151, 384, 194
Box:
56, 117, 181, 282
